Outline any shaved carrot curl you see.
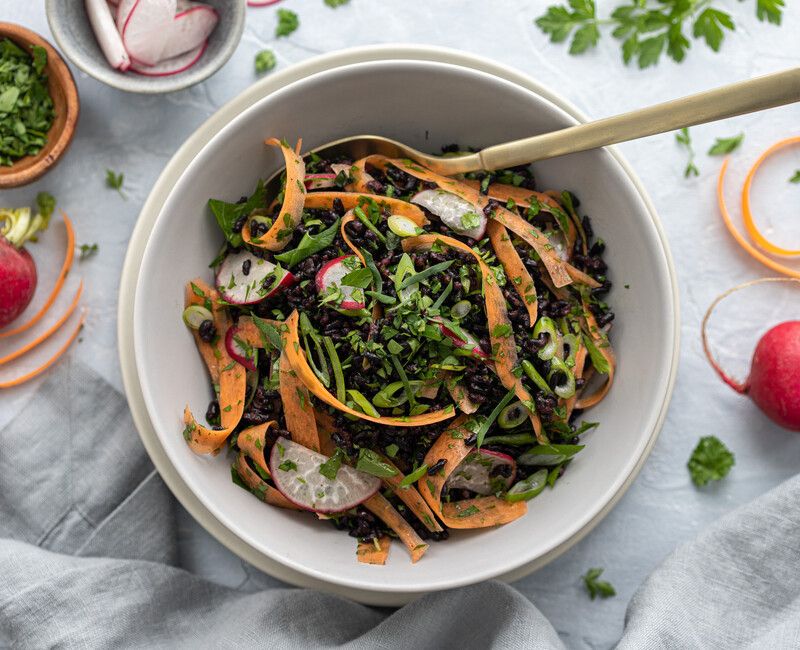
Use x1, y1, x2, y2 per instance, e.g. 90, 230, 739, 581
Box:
0, 282, 83, 366
717, 159, 800, 280
741, 136, 800, 257
0, 212, 76, 339
0, 310, 86, 389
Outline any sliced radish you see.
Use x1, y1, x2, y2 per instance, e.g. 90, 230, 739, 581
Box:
216, 249, 296, 305
129, 41, 207, 76
411, 189, 487, 240
225, 325, 257, 371
107, 0, 119, 20
269, 437, 380, 513
331, 163, 375, 187
85, 0, 131, 71
159, 2, 218, 61
445, 449, 516, 495
304, 173, 337, 191
118, 0, 176, 67
247, 0, 283, 5
431, 316, 490, 359
315, 255, 366, 311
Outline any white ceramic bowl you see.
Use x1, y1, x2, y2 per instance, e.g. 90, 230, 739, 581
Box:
134, 58, 678, 596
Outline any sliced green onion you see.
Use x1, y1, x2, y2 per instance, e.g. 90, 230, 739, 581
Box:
480, 433, 537, 446
182, 305, 213, 329
533, 317, 558, 360
399, 463, 429, 488
450, 299, 471, 319
548, 357, 576, 399
582, 333, 611, 375
390, 354, 416, 411
429, 280, 453, 312
505, 469, 548, 502
475, 387, 517, 448
562, 332, 580, 367
387, 214, 423, 237
356, 448, 399, 478
347, 389, 381, 417
353, 206, 387, 244
517, 444, 584, 466
323, 336, 346, 402
398, 259, 455, 290
497, 401, 528, 429
394, 253, 416, 296
521, 360, 553, 395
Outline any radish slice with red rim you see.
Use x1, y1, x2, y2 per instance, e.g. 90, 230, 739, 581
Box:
315, 255, 366, 311
269, 437, 381, 512
86, 0, 131, 71
159, 2, 218, 61
445, 449, 516, 495
216, 249, 296, 305
129, 41, 208, 76
247, 0, 283, 5
304, 174, 337, 190
118, 0, 175, 67
225, 326, 258, 371
411, 189, 487, 240
431, 316, 489, 359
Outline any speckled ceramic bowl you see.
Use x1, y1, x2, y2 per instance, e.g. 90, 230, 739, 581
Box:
45, 0, 245, 93
132, 57, 679, 600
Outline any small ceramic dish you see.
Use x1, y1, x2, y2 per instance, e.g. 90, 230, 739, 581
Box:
45, 0, 246, 94
0, 22, 79, 189
132, 57, 679, 598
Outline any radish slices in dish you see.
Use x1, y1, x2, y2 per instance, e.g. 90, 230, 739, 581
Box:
85, 0, 218, 76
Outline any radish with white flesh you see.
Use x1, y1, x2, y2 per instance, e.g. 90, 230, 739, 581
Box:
225, 326, 257, 371
216, 249, 295, 305
304, 174, 336, 190
411, 189, 487, 240
316, 255, 366, 311
445, 449, 516, 495
129, 41, 207, 76
86, 0, 131, 70
269, 437, 380, 512
0, 200, 54, 329
118, 0, 176, 66
247, 0, 283, 5
158, 2, 218, 61
431, 316, 489, 359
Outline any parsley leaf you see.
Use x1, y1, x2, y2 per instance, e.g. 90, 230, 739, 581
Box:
756, 0, 784, 25
692, 8, 735, 52
105, 169, 126, 198
707, 133, 744, 156
78, 243, 98, 260
688, 436, 735, 486
582, 567, 616, 600
675, 128, 699, 178
274, 218, 340, 267
255, 49, 276, 74
276, 9, 299, 38
789, 170, 800, 184
324, 0, 350, 6
208, 180, 266, 247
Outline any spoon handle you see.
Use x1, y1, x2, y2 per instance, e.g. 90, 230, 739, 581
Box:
474, 67, 800, 172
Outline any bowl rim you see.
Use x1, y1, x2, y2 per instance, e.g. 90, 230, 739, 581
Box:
0, 22, 79, 188
122, 45, 680, 604
44, 0, 246, 94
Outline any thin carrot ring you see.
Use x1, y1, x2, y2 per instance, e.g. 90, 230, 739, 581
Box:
717, 159, 800, 279
0, 310, 86, 389
0, 212, 75, 339
741, 136, 800, 257
0, 281, 83, 366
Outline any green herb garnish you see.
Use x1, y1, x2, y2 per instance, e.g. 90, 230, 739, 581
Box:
675, 128, 699, 178
475, 387, 517, 448
105, 169, 125, 197
319, 448, 345, 480
78, 243, 98, 260
582, 567, 616, 600
356, 449, 399, 478
687, 436, 734, 487
276, 9, 299, 37
708, 133, 744, 156
789, 170, 800, 184
278, 459, 298, 472
255, 50, 277, 74
274, 218, 340, 267
399, 464, 429, 488
208, 179, 266, 247
324, 0, 350, 6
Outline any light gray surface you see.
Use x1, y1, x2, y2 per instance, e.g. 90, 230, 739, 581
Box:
2, 2, 800, 648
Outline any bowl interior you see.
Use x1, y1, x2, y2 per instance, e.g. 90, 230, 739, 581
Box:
45, 0, 245, 94
134, 60, 676, 592
0, 23, 78, 187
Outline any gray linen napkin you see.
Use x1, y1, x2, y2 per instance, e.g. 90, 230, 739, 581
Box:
1, 363, 799, 649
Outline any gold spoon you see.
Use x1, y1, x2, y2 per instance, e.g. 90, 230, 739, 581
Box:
266, 66, 800, 191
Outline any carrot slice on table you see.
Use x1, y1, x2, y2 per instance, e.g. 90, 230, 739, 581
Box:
0, 212, 76, 339
183, 307, 246, 455
487, 220, 538, 326
574, 301, 615, 410
241, 138, 306, 251
378, 455, 444, 533
234, 422, 298, 509
357, 536, 391, 565
0, 310, 85, 389
740, 136, 800, 257
417, 415, 527, 529
0, 281, 83, 366
363, 493, 429, 562
283, 310, 456, 427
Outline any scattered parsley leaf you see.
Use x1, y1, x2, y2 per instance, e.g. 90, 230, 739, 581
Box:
278, 459, 298, 472
78, 243, 98, 260
583, 568, 616, 600
208, 179, 266, 247
675, 128, 699, 178
276, 9, 299, 38
708, 133, 744, 156
688, 436, 735, 486
105, 169, 126, 198
756, 0, 784, 25
255, 49, 276, 74
324, 0, 350, 6
692, 7, 735, 52
789, 170, 800, 184
30, 45, 47, 75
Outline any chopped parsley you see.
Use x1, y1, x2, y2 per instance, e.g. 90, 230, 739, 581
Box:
255, 49, 276, 74
278, 459, 298, 472
708, 133, 744, 156
276, 9, 299, 37
105, 169, 125, 198
78, 243, 98, 261
687, 436, 734, 486
675, 128, 699, 178
582, 567, 616, 600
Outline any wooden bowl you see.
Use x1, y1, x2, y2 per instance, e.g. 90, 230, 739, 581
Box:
0, 22, 79, 189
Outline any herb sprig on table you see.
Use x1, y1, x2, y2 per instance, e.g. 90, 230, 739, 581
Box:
0, 38, 55, 166
535, 0, 785, 68
688, 436, 735, 487
582, 567, 616, 600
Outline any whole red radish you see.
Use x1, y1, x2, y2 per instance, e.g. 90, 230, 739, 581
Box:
0, 193, 55, 329
745, 321, 800, 431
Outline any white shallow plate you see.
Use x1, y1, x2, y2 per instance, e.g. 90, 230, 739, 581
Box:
121, 45, 679, 606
